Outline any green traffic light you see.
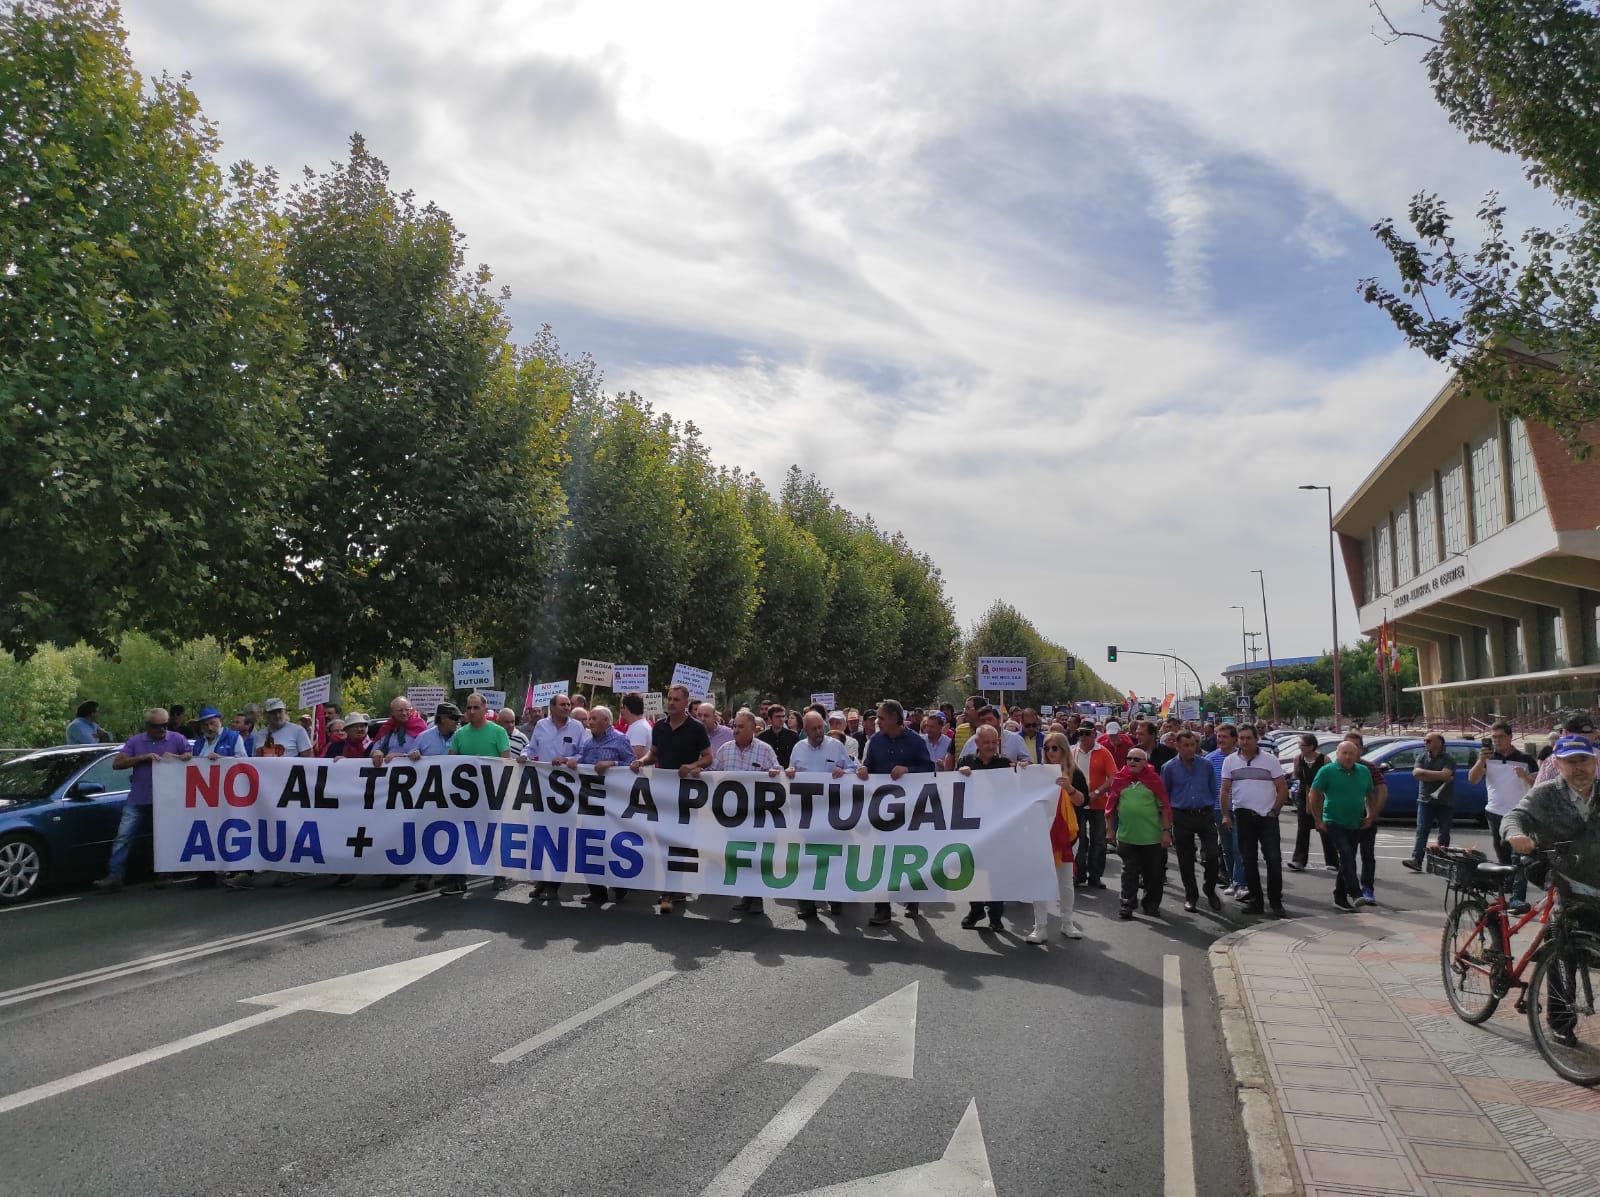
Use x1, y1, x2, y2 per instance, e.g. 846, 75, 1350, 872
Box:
1107, 645, 1117, 662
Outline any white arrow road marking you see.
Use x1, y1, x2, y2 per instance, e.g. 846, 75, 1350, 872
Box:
491, 969, 676, 1063
0, 884, 485, 1009
778, 1098, 995, 1196
0, 896, 84, 914
1164, 955, 1196, 1197
700, 982, 920, 1197
0, 942, 486, 1115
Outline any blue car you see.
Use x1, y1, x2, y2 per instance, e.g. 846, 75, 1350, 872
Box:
1362, 739, 1489, 823
0, 745, 147, 904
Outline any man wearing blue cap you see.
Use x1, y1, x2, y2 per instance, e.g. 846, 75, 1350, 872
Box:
1504, 736, 1600, 894
191, 707, 249, 761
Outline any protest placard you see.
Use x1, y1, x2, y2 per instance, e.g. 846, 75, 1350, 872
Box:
452, 657, 495, 688
611, 665, 648, 693
810, 692, 836, 709
298, 675, 331, 708
576, 658, 613, 687
406, 686, 448, 717
531, 680, 570, 707
643, 692, 665, 717
480, 689, 507, 712
670, 663, 713, 700
976, 656, 1027, 690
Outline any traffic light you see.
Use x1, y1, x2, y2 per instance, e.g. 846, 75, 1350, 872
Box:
1107, 645, 1118, 662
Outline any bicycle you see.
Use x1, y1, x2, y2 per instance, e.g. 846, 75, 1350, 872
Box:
1432, 844, 1600, 1086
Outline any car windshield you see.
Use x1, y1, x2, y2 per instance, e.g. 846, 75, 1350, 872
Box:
0, 754, 86, 801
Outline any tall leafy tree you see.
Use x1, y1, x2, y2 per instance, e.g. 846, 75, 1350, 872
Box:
1363, 0, 1600, 444
668, 434, 760, 687
0, 0, 306, 652
264, 136, 562, 698
880, 534, 960, 703
729, 482, 834, 703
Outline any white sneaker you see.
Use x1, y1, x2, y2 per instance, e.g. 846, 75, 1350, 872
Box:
1024, 928, 1047, 944
1062, 923, 1084, 939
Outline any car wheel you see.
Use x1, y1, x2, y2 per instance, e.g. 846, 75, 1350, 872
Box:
0, 833, 47, 904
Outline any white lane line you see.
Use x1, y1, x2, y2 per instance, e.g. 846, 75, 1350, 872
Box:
1163, 954, 1197, 1197
700, 1068, 850, 1197
0, 896, 84, 914
0, 1005, 297, 1115
0, 884, 484, 1009
491, 969, 676, 1064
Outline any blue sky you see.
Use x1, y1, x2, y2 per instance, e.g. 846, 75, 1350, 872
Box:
121, 0, 1549, 696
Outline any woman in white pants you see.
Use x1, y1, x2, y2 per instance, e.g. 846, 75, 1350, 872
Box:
1025, 731, 1086, 943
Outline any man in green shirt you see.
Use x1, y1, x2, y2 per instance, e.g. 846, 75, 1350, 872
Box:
1310, 740, 1379, 912
439, 692, 514, 894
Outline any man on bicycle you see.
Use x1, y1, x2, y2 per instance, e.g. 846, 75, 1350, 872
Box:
1503, 736, 1600, 896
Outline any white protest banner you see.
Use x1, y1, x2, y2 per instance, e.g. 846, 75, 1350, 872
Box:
298, 675, 332, 708
576, 658, 613, 687
611, 665, 648, 694
810, 692, 836, 709
406, 686, 448, 717
670, 663, 713, 700
643, 692, 665, 717
1040, 705, 1054, 718
976, 656, 1027, 691
154, 758, 1058, 901
480, 689, 507, 712
453, 657, 495, 689
531, 680, 570, 708
1177, 699, 1201, 722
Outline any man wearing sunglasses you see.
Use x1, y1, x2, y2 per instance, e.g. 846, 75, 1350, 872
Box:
94, 708, 192, 892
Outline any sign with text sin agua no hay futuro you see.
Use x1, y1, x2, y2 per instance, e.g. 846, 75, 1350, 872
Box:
152, 759, 1059, 901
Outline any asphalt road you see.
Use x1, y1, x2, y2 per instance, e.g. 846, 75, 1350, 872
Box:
0, 816, 1489, 1197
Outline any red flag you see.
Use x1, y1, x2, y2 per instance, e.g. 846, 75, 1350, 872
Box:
1377, 620, 1388, 674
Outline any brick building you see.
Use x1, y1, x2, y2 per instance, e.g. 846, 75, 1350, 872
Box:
1331, 370, 1600, 725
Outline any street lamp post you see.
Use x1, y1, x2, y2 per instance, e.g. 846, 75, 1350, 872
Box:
1228, 604, 1248, 711
1252, 568, 1280, 723
1299, 484, 1343, 731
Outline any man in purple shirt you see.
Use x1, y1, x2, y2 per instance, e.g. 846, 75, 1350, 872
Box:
95, 707, 192, 891
860, 699, 935, 926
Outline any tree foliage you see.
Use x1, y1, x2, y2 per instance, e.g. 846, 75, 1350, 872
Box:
1363, 0, 1600, 444
0, 0, 306, 651
1254, 678, 1334, 722
958, 601, 1119, 708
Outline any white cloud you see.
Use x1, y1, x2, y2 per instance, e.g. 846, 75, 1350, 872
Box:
117, 0, 1505, 689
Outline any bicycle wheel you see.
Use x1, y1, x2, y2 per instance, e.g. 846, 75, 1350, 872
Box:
1441, 895, 1502, 1024
1528, 932, 1600, 1086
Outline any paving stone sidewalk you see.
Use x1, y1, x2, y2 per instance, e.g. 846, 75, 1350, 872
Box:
1211, 907, 1600, 1197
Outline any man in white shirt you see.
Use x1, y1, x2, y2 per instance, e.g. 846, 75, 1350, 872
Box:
712, 710, 781, 917
827, 711, 860, 759
788, 710, 854, 778
620, 692, 653, 759
497, 707, 529, 756
921, 710, 953, 770
1220, 723, 1289, 917
1469, 720, 1538, 911
525, 693, 588, 761
249, 698, 313, 757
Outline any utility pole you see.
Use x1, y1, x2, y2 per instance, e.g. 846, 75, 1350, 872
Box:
1300, 484, 1344, 730
1253, 568, 1281, 724
1229, 605, 1248, 709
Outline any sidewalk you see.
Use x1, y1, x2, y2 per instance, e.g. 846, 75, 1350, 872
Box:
1211, 906, 1600, 1197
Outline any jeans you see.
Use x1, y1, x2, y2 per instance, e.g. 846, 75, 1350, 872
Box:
1214, 809, 1235, 883
1487, 813, 1529, 904
1330, 825, 1361, 902
1030, 863, 1077, 931
1233, 809, 1283, 906
107, 804, 151, 881
1172, 808, 1220, 900
1075, 809, 1107, 883
1293, 808, 1337, 868
1118, 842, 1166, 910
1358, 825, 1377, 891
1412, 802, 1453, 861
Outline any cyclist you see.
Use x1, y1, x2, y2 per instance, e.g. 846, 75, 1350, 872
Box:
1503, 736, 1600, 1047
1470, 720, 1538, 913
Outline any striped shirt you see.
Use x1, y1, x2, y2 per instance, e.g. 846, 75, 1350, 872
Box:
712, 737, 781, 772
1221, 750, 1286, 816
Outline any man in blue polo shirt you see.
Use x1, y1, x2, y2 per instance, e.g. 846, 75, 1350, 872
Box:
1162, 729, 1221, 912
860, 699, 935, 926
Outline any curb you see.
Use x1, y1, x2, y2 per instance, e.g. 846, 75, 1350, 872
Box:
1207, 926, 1300, 1197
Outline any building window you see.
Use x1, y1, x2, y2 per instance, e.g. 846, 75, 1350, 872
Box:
1470, 428, 1506, 540
1507, 417, 1545, 521
1375, 521, 1394, 595
1583, 590, 1600, 666
1361, 536, 1376, 604
1413, 485, 1438, 573
1393, 504, 1414, 583
1440, 459, 1467, 555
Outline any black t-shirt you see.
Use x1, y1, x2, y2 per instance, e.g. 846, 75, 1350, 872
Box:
758, 726, 800, 767
1150, 744, 1177, 770
957, 753, 1012, 771
652, 715, 711, 770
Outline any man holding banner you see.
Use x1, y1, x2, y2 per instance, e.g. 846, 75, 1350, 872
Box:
861, 699, 936, 927
630, 683, 712, 913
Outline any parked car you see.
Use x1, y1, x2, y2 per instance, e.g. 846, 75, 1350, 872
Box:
1361, 739, 1489, 824
0, 745, 146, 904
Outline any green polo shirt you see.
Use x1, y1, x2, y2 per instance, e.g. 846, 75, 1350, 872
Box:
449, 721, 511, 758
1311, 761, 1373, 829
